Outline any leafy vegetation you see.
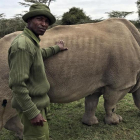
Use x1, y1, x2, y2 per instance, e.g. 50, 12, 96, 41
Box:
105, 11, 134, 18
0, 94, 140, 140
0, 17, 26, 38
19, 0, 55, 7
136, 0, 140, 20
61, 7, 91, 25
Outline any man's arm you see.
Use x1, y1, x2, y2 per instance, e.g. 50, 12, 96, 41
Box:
9, 49, 40, 120
41, 40, 68, 58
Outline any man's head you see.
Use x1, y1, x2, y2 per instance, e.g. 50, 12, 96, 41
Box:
22, 3, 56, 36
27, 15, 49, 36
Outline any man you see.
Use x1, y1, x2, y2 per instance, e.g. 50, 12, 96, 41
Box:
8, 3, 68, 140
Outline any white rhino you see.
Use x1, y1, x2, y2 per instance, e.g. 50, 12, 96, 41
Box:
0, 18, 140, 139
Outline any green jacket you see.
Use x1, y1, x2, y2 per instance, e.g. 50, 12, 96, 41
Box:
8, 27, 60, 120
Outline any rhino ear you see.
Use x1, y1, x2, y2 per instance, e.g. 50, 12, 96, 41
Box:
2, 99, 7, 107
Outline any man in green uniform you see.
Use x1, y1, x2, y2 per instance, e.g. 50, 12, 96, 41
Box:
8, 3, 68, 140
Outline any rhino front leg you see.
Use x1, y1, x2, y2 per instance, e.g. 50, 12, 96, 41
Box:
103, 87, 128, 125
82, 92, 102, 125
4, 115, 23, 139
132, 87, 140, 110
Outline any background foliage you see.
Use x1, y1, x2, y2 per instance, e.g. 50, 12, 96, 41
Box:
0, 0, 140, 38
106, 11, 134, 18
0, 17, 26, 38
61, 7, 91, 25
19, 0, 55, 7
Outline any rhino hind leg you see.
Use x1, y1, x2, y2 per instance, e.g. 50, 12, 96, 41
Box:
82, 92, 102, 125
132, 88, 140, 110
4, 115, 23, 139
103, 87, 129, 125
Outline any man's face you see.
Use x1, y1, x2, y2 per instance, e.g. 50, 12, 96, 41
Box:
27, 15, 50, 36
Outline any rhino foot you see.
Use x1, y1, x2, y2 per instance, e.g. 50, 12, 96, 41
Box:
82, 115, 99, 125
4, 115, 23, 139
104, 113, 122, 125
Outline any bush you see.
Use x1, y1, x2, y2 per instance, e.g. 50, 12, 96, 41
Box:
61, 7, 91, 25
0, 17, 26, 38
131, 20, 140, 29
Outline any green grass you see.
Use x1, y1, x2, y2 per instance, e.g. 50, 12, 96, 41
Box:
0, 94, 140, 140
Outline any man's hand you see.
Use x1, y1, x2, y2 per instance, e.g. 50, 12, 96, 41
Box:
30, 113, 46, 127
56, 40, 68, 51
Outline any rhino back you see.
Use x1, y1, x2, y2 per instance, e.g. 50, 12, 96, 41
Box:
40, 19, 140, 103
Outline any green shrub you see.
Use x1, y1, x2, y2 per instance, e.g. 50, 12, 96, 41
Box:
0, 17, 26, 38
61, 7, 91, 25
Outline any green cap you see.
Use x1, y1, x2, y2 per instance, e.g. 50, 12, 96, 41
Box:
22, 3, 56, 25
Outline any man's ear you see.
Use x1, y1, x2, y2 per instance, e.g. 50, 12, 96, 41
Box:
27, 18, 31, 23
27, 18, 32, 28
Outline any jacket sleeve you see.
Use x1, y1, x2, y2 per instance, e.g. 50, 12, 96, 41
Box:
8, 49, 40, 120
41, 45, 60, 59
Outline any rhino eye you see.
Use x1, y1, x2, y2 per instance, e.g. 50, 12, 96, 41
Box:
2, 99, 7, 107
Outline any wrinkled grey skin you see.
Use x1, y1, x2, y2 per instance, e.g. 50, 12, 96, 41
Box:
1, 18, 140, 139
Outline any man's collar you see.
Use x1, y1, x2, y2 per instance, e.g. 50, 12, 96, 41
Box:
23, 27, 40, 44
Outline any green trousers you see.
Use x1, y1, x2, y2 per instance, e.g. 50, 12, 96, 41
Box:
19, 109, 49, 140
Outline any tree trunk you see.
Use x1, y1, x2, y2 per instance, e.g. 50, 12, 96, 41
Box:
48, 0, 51, 7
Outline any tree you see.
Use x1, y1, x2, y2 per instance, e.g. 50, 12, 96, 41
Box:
19, 0, 55, 7
0, 14, 26, 38
136, 0, 140, 20
48, 0, 55, 7
106, 11, 134, 18
61, 7, 91, 25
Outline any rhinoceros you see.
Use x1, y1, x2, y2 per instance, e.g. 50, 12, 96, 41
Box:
0, 18, 140, 139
